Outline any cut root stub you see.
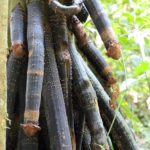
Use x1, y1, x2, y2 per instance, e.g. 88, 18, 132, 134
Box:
106, 75, 117, 87
21, 123, 41, 137
10, 41, 25, 58
106, 41, 121, 60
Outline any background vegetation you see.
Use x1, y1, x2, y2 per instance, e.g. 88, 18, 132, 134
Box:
84, 0, 150, 149
0, 0, 150, 149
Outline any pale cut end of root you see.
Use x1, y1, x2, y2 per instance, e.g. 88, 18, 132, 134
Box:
106, 41, 121, 60
21, 123, 41, 136
10, 41, 25, 58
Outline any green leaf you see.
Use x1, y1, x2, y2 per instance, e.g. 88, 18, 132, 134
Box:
135, 61, 149, 75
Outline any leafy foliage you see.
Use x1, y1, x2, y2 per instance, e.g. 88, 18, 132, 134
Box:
84, 0, 150, 149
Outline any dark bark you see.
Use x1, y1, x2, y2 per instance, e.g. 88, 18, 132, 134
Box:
82, 125, 91, 150
49, 8, 76, 149
69, 35, 109, 150
75, 111, 85, 150
6, 0, 139, 150
76, 3, 88, 23
42, 29, 72, 150
17, 60, 39, 150
17, 129, 39, 150
38, 99, 51, 150
7, 2, 26, 121
84, 0, 121, 60
10, 4, 26, 58
22, 0, 44, 137
6, 4, 26, 150
82, 127, 112, 150
71, 15, 117, 86
7, 56, 23, 119
6, 95, 20, 150
79, 55, 138, 150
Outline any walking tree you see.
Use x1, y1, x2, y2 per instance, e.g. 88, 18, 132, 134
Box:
6, 0, 138, 150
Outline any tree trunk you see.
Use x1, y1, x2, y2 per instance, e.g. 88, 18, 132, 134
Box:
6, 0, 138, 150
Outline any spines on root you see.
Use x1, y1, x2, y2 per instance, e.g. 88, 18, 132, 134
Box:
69, 34, 109, 150
6, 4, 26, 150
49, 12, 76, 149
38, 99, 51, 150
71, 15, 117, 86
42, 29, 72, 150
79, 55, 138, 150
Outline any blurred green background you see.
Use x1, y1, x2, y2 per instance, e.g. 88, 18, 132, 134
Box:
84, 0, 150, 149
0, 0, 150, 149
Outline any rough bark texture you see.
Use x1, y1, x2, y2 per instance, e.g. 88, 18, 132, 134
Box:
17, 59, 39, 150
82, 125, 91, 150
69, 35, 108, 150
42, 29, 72, 150
38, 100, 51, 150
79, 55, 138, 150
76, 3, 88, 23
71, 15, 117, 86
84, 0, 121, 60
7, 0, 139, 150
6, 3, 26, 150
75, 110, 85, 150
22, 0, 44, 137
49, 4, 76, 148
